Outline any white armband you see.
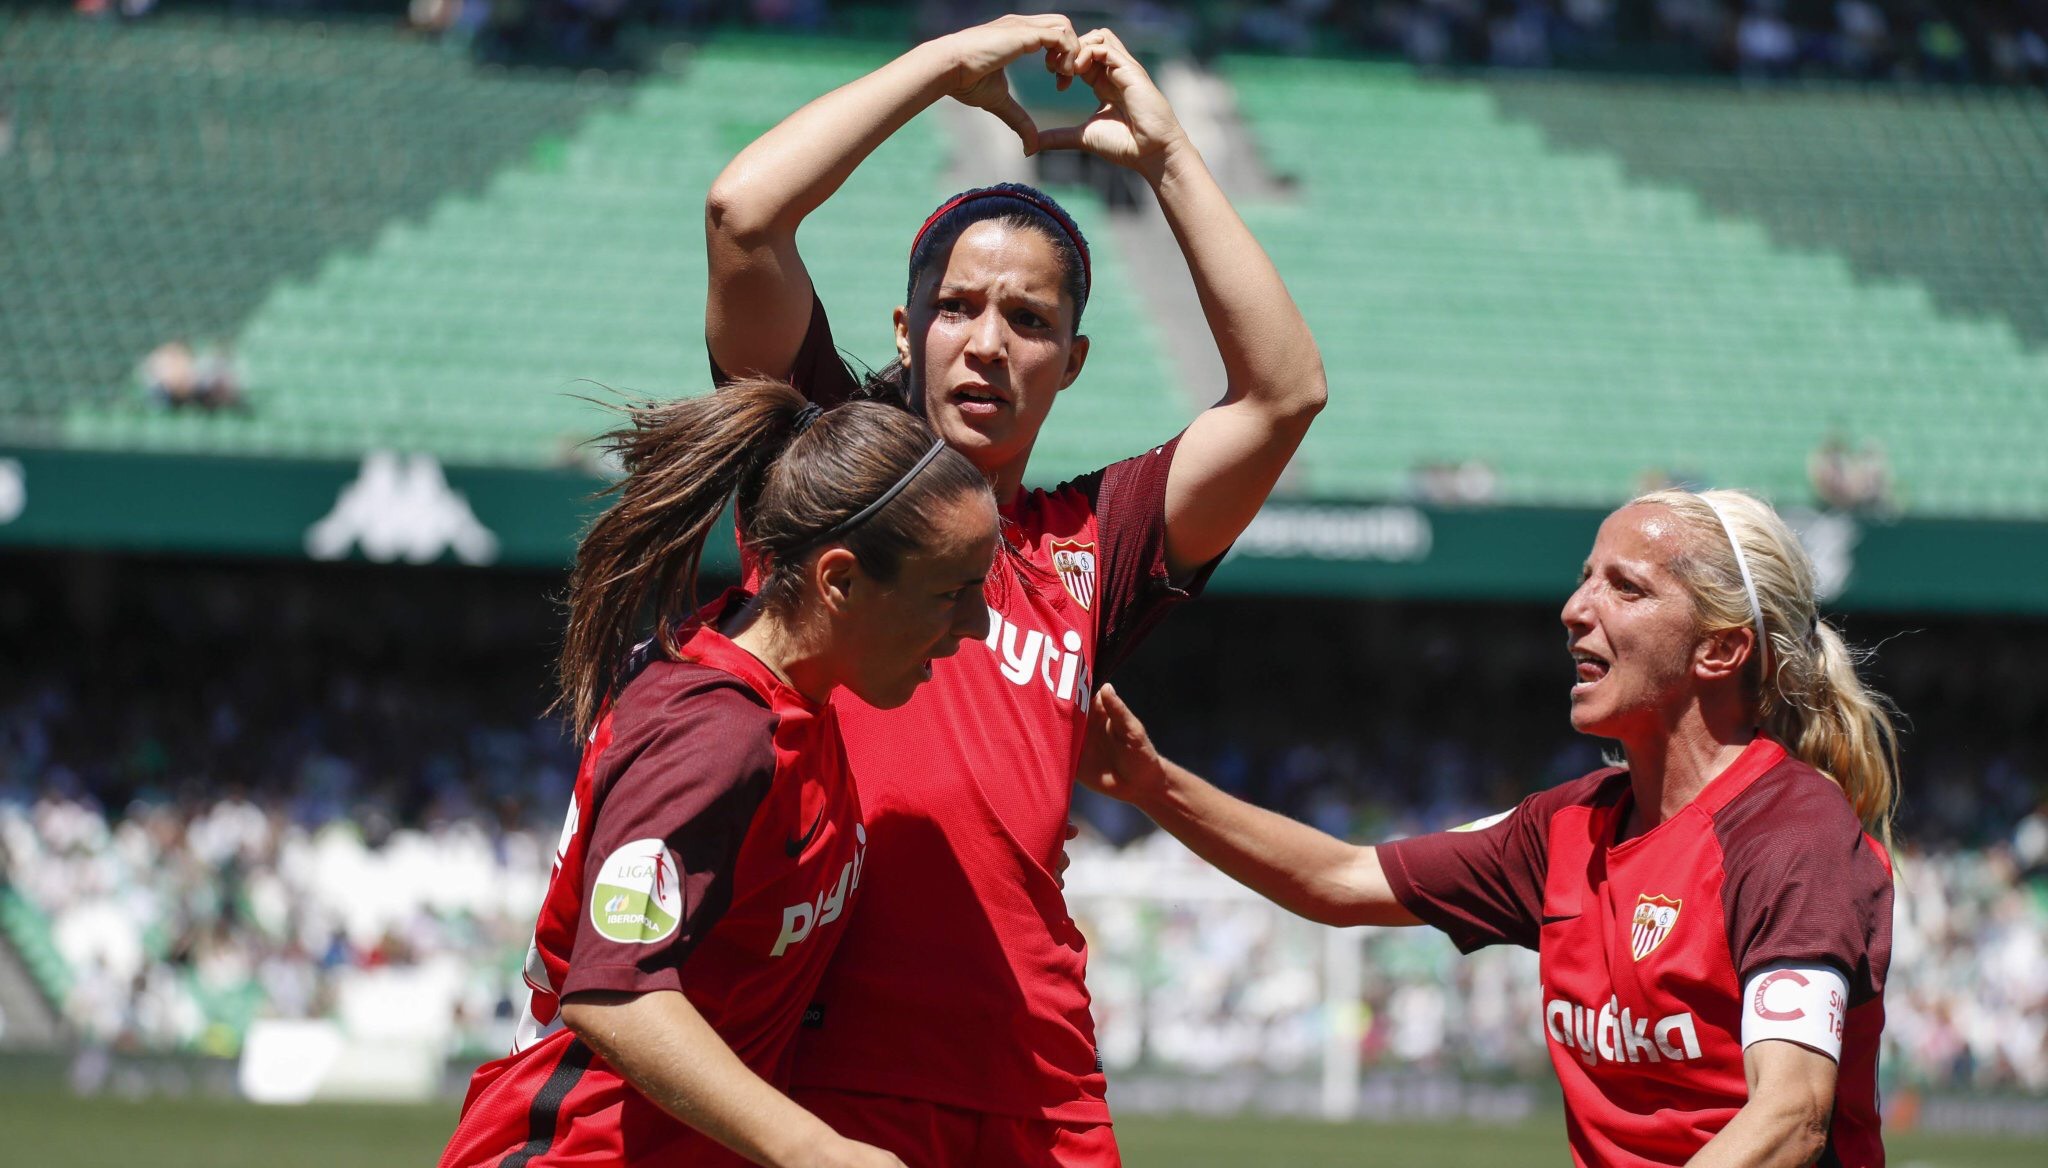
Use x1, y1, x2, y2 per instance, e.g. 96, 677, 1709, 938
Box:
1741, 962, 1849, 1062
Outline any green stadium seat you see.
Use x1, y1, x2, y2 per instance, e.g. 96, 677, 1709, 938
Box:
1221, 56, 2048, 517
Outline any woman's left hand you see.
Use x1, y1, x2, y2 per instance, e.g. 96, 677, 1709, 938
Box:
1035, 28, 1189, 181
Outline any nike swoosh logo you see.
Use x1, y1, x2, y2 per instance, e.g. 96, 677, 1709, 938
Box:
785, 808, 825, 858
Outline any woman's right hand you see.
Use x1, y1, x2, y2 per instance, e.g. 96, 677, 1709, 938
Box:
1077, 684, 1170, 807
934, 14, 1082, 155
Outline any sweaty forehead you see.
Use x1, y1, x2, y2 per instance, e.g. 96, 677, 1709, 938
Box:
1595, 503, 1694, 565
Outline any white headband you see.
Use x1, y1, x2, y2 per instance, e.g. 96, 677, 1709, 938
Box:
1700, 495, 1768, 662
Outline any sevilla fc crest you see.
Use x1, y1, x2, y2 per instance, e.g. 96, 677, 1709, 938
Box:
1051, 540, 1098, 611
1630, 894, 1682, 961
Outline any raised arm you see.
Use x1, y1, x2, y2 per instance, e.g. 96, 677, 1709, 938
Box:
705, 15, 1081, 382
1042, 31, 1328, 577
562, 990, 904, 1168
1077, 685, 1416, 928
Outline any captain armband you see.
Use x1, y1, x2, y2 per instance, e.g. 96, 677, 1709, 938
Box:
1740, 962, 1849, 1062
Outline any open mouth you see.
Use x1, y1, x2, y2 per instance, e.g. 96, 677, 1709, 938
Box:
1571, 648, 1610, 690
949, 384, 1007, 417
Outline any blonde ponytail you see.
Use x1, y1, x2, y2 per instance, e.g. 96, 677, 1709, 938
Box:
1632, 489, 1903, 851
1764, 620, 1902, 854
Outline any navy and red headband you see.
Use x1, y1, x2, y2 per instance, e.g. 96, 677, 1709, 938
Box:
910, 188, 1092, 298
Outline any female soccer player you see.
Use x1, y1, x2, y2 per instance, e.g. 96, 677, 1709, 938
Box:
440, 378, 997, 1168
703, 14, 1325, 1165
1080, 489, 1899, 1168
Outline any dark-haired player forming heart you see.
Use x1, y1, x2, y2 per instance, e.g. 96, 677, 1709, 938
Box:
705, 14, 1326, 1167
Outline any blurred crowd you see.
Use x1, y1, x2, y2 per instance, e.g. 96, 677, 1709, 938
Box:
1, 559, 2042, 1091
1073, 825, 2048, 1094
7, 767, 2043, 1092
1222, 1, 2048, 84
1, 785, 550, 1059
63, 0, 2048, 85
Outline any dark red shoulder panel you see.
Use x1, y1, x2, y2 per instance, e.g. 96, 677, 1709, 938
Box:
1712, 762, 1892, 1002
558, 663, 780, 998
1083, 434, 1222, 679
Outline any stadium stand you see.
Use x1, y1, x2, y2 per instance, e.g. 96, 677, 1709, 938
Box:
205, 35, 948, 467
1485, 74, 2048, 349
0, 12, 632, 444
10, 16, 2044, 515
1222, 58, 2048, 517
3, 15, 1186, 484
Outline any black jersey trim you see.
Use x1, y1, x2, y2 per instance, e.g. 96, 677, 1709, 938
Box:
499, 1037, 595, 1168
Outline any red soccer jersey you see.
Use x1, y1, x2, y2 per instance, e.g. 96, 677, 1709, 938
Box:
441, 592, 867, 1168
714, 298, 1214, 1121
1380, 738, 1894, 1167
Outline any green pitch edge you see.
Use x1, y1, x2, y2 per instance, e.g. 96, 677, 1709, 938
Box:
93, 37, 1187, 483
1222, 59, 2048, 518
2, 11, 632, 432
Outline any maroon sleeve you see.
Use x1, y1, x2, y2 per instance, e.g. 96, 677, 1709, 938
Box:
1715, 766, 1894, 1003
558, 666, 779, 999
1083, 434, 1224, 679
708, 293, 862, 408
1379, 771, 1617, 954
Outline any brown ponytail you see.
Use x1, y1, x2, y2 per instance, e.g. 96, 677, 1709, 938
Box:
557, 377, 986, 739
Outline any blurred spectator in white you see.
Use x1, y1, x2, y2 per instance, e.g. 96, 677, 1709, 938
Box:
140, 340, 197, 409
1408, 458, 1499, 505
1809, 431, 1893, 512
141, 339, 243, 412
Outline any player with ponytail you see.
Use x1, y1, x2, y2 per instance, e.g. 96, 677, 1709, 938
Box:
442, 379, 996, 1168
1081, 488, 1901, 1167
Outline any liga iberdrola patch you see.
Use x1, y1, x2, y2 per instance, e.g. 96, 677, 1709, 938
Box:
591, 838, 684, 945
1630, 894, 1682, 962
1051, 539, 1097, 611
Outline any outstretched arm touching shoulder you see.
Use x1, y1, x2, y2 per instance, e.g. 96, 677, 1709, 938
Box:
1077, 684, 1416, 928
704, 15, 1081, 382
1042, 30, 1327, 577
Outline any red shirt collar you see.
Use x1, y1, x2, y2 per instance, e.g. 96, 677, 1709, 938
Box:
671, 587, 821, 714
1689, 735, 1789, 819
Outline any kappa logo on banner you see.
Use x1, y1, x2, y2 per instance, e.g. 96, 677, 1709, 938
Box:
1050, 539, 1097, 611
305, 450, 499, 565
590, 838, 684, 945
1630, 894, 1683, 961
